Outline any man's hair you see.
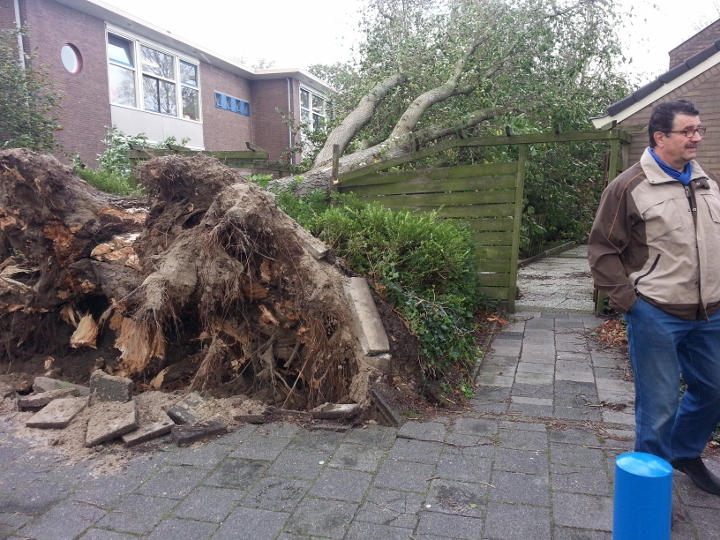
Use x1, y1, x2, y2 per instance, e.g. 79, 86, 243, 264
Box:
648, 99, 700, 147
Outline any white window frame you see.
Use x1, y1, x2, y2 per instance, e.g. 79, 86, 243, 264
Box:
299, 86, 329, 131
106, 27, 201, 122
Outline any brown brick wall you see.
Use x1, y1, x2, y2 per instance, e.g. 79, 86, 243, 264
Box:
620, 64, 720, 174
251, 78, 298, 165
19, 0, 111, 166
669, 19, 720, 69
0, 0, 16, 29
200, 63, 252, 151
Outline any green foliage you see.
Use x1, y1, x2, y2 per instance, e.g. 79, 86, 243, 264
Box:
75, 126, 190, 196
276, 192, 486, 378
0, 27, 61, 152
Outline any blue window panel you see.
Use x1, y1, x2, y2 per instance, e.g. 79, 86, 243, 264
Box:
238, 100, 250, 116
214, 92, 224, 109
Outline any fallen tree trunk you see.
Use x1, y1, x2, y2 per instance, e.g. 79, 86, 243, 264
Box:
0, 148, 401, 409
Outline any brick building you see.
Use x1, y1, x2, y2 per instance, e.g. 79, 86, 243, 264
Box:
0, 0, 331, 167
591, 19, 720, 174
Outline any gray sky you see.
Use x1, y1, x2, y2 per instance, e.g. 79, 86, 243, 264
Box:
102, 0, 719, 82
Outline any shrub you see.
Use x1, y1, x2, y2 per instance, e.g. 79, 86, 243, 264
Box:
274, 191, 487, 378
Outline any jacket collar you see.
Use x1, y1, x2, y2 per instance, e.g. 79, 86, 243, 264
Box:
640, 147, 709, 186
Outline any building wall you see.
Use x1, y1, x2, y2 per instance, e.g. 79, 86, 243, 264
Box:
0, 0, 16, 28
18, 0, 111, 166
200, 63, 252, 152
251, 78, 296, 165
669, 19, 720, 69
619, 64, 720, 175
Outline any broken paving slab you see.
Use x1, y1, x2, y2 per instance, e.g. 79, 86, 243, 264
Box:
166, 392, 206, 424
18, 387, 82, 410
33, 376, 90, 396
86, 401, 138, 446
89, 370, 133, 404
26, 397, 87, 429
344, 277, 390, 356
311, 403, 360, 420
122, 412, 174, 447
171, 419, 227, 446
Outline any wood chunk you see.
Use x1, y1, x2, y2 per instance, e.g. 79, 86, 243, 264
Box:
26, 397, 87, 429
171, 419, 227, 446
86, 401, 138, 446
18, 388, 79, 410
122, 413, 174, 447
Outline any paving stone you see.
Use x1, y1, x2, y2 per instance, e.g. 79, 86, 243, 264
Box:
548, 428, 602, 445
202, 458, 267, 490
171, 486, 242, 522
442, 432, 497, 457
32, 376, 89, 395
343, 424, 396, 447
388, 437, 443, 464
434, 454, 492, 484
171, 419, 227, 446
515, 372, 554, 385
284, 498, 358, 538
553, 527, 612, 540
426, 479, 486, 518
552, 492, 613, 531
94, 494, 178, 535
415, 511, 482, 540
328, 443, 385, 472
167, 439, 232, 468
374, 459, 435, 493
398, 421, 447, 441
354, 488, 424, 529
489, 470, 550, 506
475, 374, 515, 388
266, 449, 328, 479
309, 468, 373, 502
16, 500, 105, 540
214, 422, 258, 445
498, 427, 548, 451
549, 443, 606, 469
516, 362, 555, 374
242, 476, 311, 512
122, 414, 174, 447
166, 393, 206, 424
508, 402, 554, 417
213, 506, 288, 540
345, 521, 414, 540
228, 435, 292, 460
25, 397, 87, 428
89, 370, 133, 403
0, 479, 75, 515
484, 502, 552, 540
551, 463, 612, 496
17, 387, 80, 410
136, 465, 208, 499
86, 400, 138, 446
494, 448, 549, 475
64, 472, 144, 508
286, 428, 344, 452
79, 530, 138, 540
146, 517, 218, 540
452, 417, 499, 436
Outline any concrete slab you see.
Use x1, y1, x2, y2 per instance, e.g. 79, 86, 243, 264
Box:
25, 397, 87, 428
32, 376, 90, 396
122, 413, 174, 447
17, 388, 80, 410
86, 400, 138, 446
89, 370, 133, 404
344, 277, 390, 356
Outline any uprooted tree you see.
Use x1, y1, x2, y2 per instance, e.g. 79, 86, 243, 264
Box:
0, 149, 412, 409
291, 0, 631, 193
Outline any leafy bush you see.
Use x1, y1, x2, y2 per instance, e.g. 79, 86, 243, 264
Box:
75, 126, 189, 196
0, 27, 61, 152
273, 191, 486, 379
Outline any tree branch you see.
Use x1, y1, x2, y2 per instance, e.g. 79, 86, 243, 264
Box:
313, 73, 407, 167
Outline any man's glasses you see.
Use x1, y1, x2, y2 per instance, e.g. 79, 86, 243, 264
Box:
666, 127, 707, 138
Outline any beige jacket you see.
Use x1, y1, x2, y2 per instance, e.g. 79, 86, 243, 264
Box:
588, 148, 720, 320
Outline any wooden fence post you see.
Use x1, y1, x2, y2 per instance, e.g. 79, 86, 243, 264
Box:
508, 145, 527, 312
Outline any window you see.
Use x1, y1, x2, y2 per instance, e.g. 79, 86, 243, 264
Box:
214, 92, 250, 117
300, 87, 328, 130
61, 44, 82, 74
106, 31, 200, 121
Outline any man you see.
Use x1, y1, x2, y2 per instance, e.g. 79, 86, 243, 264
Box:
588, 99, 720, 496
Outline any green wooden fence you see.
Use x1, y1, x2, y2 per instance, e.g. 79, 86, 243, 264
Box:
339, 148, 527, 310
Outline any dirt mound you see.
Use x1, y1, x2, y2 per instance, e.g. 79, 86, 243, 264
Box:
0, 149, 422, 412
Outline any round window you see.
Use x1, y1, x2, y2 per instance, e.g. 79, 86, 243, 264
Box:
61, 44, 82, 74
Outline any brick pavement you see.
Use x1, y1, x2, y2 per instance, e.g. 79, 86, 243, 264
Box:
2, 310, 719, 539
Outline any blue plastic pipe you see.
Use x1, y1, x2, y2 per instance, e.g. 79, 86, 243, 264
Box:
613, 452, 673, 540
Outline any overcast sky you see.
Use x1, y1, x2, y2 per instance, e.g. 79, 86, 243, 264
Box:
102, 0, 720, 83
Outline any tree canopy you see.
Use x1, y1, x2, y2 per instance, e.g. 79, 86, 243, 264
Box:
302, 0, 631, 187
0, 27, 61, 152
